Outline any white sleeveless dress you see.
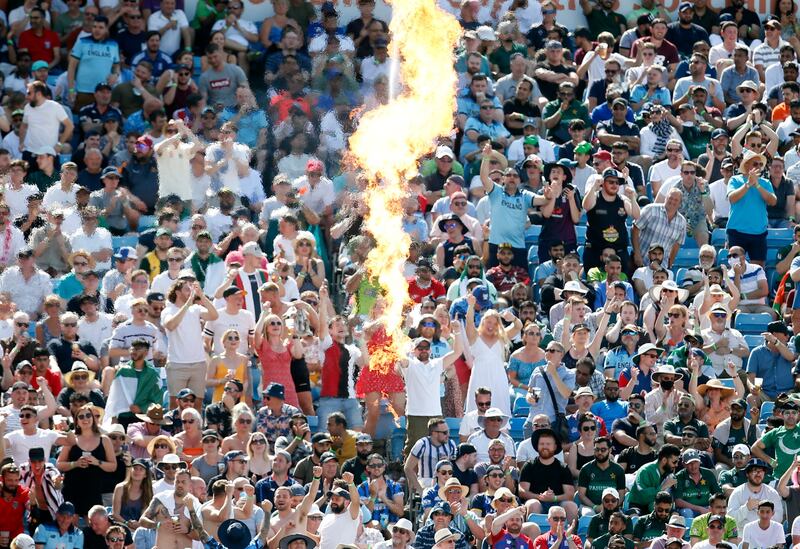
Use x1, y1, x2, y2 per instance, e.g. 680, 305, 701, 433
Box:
465, 337, 511, 417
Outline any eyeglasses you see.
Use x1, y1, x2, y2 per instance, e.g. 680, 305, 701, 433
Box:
479, 105, 494, 110
367, 463, 385, 468
545, 348, 562, 353
19, 413, 36, 419
582, 425, 597, 431
168, 257, 182, 262
525, 331, 541, 337
477, 401, 491, 408
238, 418, 252, 424
269, 321, 283, 326
551, 517, 566, 522
452, 201, 467, 206
712, 312, 728, 318
487, 473, 504, 478
643, 353, 659, 359
708, 524, 723, 530
77, 413, 93, 420
668, 313, 683, 318
594, 447, 609, 452
160, 464, 180, 470
107, 537, 124, 543
71, 374, 89, 381
224, 387, 239, 393
682, 170, 696, 175
251, 439, 266, 445
666, 148, 682, 153
16, 322, 29, 327
109, 435, 126, 441
227, 336, 240, 341
438, 469, 454, 475
154, 443, 170, 449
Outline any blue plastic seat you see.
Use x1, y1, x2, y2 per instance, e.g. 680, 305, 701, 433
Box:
445, 417, 460, 441
574, 225, 587, 246
711, 228, 726, 248
734, 313, 773, 334
527, 514, 550, 534
513, 396, 530, 417
509, 417, 526, 442
112, 235, 138, 251
767, 228, 793, 248
759, 401, 775, 423
527, 246, 539, 281
307, 415, 319, 432
577, 515, 592, 538
672, 248, 698, 268
744, 334, 765, 350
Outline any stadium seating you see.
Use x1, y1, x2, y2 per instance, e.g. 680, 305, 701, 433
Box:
509, 417, 526, 442
734, 313, 773, 334
759, 401, 776, 424
527, 514, 550, 534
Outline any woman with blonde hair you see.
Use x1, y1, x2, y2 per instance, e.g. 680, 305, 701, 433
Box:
206, 327, 250, 404
36, 294, 62, 344
111, 458, 153, 529
57, 403, 117, 517
464, 292, 522, 416
174, 407, 204, 461
254, 312, 304, 408
57, 250, 95, 300
147, 435, 176, 479
293, 235, 324, 293
245, 431, 272, 483
656, 304, 691, 353
222, 403, 255, 453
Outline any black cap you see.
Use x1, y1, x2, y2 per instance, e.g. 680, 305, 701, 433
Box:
146, 292, 165, 303
767, 321, 791, 335
95, 82, 112, 92
223, 286, 244, 298
29, 447, 45, 461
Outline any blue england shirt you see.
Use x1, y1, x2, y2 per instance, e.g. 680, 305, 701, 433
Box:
71, 36, 120, 93
487, 183, 534, 248
726, 175, 774, 235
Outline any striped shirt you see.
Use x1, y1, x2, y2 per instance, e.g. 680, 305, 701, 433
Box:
633, 203, 687, 259
410, 436, 457, 480
19, 462, 64, 517
109, 319, 163, 359
752, 40, 786, 70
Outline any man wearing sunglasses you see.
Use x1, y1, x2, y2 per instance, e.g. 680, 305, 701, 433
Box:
727, 150, 777, 267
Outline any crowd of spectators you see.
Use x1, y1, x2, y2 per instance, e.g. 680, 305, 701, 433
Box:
0, 0, 797, 548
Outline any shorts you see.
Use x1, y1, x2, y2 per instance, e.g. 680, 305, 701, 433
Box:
166, 361, 207, 397
317, 397, 364, 429
290, 357, 311, 393
726, 228, 767, 262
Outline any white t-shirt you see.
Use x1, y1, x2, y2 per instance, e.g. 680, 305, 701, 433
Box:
78, 313, 114, 353
203, 308, 255, 354
402, 357, 444, 417
43, 184, 77, 208
293, 176, 335, 216
5, 184, 38, 220
728, 263, 767, 305
741, 520, 784, 548
210, 18, 257, 47
648, 159, 682, 187
155, 141, 194, 201
708, 178, 731, 219
467, 430, 516, 462
22, 100, 69, 151
69, 227, 113, 271
318, 509, 359, 549
162, 302, 207, 363
146, 10, 189, 55
5, 428, 61, 466
151, 270, 181, 296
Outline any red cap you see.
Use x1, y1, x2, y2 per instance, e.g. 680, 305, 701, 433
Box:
136, 136, 154, 149
593, 150, 612, 162
306, 159, 324, 173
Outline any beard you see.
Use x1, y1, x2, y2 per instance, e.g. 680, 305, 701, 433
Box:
330, 502, 346, 514
357, 450, 371, 460
538, 448, 554, 459
595, 453, 609, 464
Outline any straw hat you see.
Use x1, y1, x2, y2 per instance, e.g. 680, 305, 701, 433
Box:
650, 280, 689, 303
146, 435, 176, 455
438, 477, 469, 501
64, 362, 95, 386
739, 148, 767, 175
697, 378, 736, 397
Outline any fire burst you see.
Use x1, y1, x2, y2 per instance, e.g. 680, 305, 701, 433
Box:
348, 0, 461, 371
